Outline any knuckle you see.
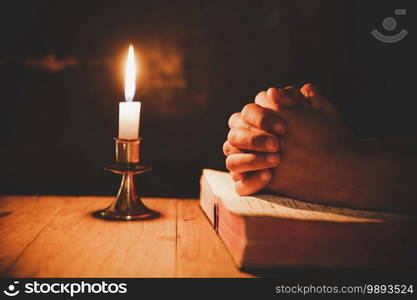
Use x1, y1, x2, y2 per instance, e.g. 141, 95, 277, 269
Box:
234, 181, 247, 196
255, 90, 266, 100
254, 133, 273, 150
242, 103, 268, 128
301, 83, 316, 96
228, 112, 240, 128
241, 103, 258, 119
241, 103, 254, 118
227, 129, 239, 146
222, 141, 230, 156
257, 109, 270, 129
227, 129, 234, 141
249, 133, 262, 148
302, 83, 314, 90
246, 153, 257, 164
275, 120, 286, 135
225, 156, 237, 171
267, 87, 278, 98
231, 172, 244, 182
300, 83, 313, 99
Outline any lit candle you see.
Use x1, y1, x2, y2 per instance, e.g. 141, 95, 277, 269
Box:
119, 45, 141, 140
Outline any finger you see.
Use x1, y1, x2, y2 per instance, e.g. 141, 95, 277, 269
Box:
228, 127, 279, 152
230, 172, 247, 182
223, 140, 243, 156
281, 86, 308, 109
255, 87, 305, 111
228, 112, 250, 129
254, 90, 274, 109
300, 83, 342, 120
300, 83, 327, 111
234, 169, 272, 196
228, 111, 264, 132
225, 152, 280, 173
241, 103, 286, 135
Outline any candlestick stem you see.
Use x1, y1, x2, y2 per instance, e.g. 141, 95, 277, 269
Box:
109, 173, 148, 215
93, 138, 159, 221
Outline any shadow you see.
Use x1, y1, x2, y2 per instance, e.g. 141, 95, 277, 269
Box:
0, 211, 13, 218
242, 266, 417, 279
90, 210, 162, 221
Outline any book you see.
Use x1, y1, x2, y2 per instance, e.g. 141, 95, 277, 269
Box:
199, 169, 417, 268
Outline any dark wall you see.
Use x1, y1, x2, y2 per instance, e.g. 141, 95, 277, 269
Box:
0, 0, 414, 197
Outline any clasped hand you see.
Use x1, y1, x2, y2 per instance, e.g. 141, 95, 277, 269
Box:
223, 84, 357, 206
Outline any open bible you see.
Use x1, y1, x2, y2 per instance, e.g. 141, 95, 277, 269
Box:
199, 169, 417, 268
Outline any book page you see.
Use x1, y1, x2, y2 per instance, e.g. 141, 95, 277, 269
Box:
203, 169, 414, 222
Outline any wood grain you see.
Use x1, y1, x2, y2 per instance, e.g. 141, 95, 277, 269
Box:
0, 196, 250, 277
176, 199, 252, 277
0, 196, 66, 273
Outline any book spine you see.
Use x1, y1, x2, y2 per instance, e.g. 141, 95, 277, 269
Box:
199, 173, 220, 231
213, 202, 219, 232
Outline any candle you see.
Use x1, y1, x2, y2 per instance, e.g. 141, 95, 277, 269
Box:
118, 45, 141, 140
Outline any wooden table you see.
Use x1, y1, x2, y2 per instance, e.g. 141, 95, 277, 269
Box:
0, 196, 252, 277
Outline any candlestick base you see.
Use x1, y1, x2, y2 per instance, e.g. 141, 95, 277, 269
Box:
93, 138, 159, 221
93, 164, 160, 221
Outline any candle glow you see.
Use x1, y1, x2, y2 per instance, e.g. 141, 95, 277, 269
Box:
119, 45, 141, 140
124, 45, 136, 102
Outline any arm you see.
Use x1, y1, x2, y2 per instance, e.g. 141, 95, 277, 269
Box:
341, 137, 417, 212
225, 84, 417, 213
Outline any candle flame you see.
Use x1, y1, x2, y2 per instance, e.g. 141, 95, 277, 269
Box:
124, 45, 136, 102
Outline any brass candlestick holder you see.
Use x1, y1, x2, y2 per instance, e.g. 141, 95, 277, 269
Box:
93, 138, 160, 221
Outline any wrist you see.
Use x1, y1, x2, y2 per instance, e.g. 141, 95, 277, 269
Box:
331, 138, 370, 208
337, 138, 394, 211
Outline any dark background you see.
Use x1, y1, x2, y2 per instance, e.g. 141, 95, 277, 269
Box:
0, 0, 415, 197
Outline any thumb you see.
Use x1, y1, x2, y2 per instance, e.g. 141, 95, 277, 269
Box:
255, 87, 305, 111
300, 83, 343, 121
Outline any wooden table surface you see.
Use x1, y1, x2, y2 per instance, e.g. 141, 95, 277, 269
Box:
0, 196, 253, 278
